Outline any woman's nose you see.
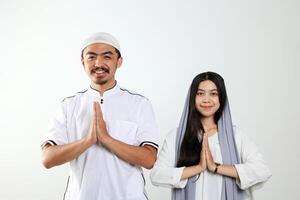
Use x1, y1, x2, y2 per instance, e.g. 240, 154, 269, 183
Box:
202, 94, 210, 102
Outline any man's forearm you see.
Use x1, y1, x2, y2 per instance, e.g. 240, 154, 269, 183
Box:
42, 138, 92, 169
101, 136, 157, 169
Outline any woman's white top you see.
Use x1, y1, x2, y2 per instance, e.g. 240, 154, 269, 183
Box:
150, 127, 271, 200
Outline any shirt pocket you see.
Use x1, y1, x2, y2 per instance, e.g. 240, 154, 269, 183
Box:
108, 120, 138, 145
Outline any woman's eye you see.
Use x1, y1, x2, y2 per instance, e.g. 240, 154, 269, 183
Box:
211, 92, 218, 96
197, 92, 204, 96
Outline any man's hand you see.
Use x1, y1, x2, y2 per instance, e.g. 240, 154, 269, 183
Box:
92, 102, 157, 168
42, 103, 101, 169
85, 102, 98, 145
94, 102, 111, 145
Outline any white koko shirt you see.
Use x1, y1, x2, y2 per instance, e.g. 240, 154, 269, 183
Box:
42, 83, 159, 200
150, 127, 271, 200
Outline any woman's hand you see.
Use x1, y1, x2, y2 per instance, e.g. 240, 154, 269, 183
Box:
198, 136, 207, 171
203, 133, 217, 172
180, 137, 207, 180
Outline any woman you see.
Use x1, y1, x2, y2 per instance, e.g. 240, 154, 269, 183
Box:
150, 72, 271, 200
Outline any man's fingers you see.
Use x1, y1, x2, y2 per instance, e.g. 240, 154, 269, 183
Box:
92, 102, 98, 134
91, 102, 96, 122
95, 102, 104, 121
93, 104, 97, 129
94, 102, 99, 122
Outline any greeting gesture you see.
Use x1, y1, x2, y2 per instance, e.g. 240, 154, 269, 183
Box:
203, 133, 217, 172
94, 101, 110, 145
198, 136, 207, 171
85, 102, 98, 145
85, 102, 110, 146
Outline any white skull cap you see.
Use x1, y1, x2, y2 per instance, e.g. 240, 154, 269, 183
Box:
82, 32, 120, 52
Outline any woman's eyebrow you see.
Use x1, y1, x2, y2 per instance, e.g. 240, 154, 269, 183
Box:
197, 88, 218, 91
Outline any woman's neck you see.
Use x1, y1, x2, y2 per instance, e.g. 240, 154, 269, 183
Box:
201, 117, 217, 136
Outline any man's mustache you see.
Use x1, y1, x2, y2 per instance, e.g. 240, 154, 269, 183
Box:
92, 66, 109, 73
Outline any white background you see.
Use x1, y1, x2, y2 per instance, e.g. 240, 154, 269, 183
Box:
0, 0, 299, 199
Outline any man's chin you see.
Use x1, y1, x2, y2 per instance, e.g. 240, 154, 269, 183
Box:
91, 77, 108, 85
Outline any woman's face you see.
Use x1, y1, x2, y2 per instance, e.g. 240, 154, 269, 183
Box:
195, 80, 220, 119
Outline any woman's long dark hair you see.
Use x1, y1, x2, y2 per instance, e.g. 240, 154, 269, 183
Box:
177, 71, 227, 167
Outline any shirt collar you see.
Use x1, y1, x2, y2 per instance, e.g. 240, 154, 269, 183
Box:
88, 82, 120, 98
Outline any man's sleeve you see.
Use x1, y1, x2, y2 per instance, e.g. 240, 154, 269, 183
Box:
41, 101, 69, 149
136, 99, 159, 149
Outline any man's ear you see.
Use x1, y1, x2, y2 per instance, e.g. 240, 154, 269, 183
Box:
81, 58, 85, 67
117, 57, 123, 69
81, 50, 85, 67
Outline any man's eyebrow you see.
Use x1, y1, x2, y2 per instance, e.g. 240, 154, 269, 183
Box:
100, 51, 113, 56
85, 51, 98, 56
85, 51, 114, 56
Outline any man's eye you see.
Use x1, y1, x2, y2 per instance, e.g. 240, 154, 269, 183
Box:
87, 55, 96, 60
104, 56, 111, 59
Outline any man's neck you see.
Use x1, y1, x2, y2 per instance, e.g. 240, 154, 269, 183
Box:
91, 80, 117, 96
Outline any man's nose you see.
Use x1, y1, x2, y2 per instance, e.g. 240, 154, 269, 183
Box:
95, 56, 102, 67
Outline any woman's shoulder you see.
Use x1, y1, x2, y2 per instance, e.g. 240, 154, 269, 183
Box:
232, 125, 247, 139
232, 125, 256, 150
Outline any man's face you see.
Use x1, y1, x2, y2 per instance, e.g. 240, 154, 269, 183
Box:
82, 43, 122, 86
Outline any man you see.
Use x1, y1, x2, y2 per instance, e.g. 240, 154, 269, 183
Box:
41, 32, 159, 200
